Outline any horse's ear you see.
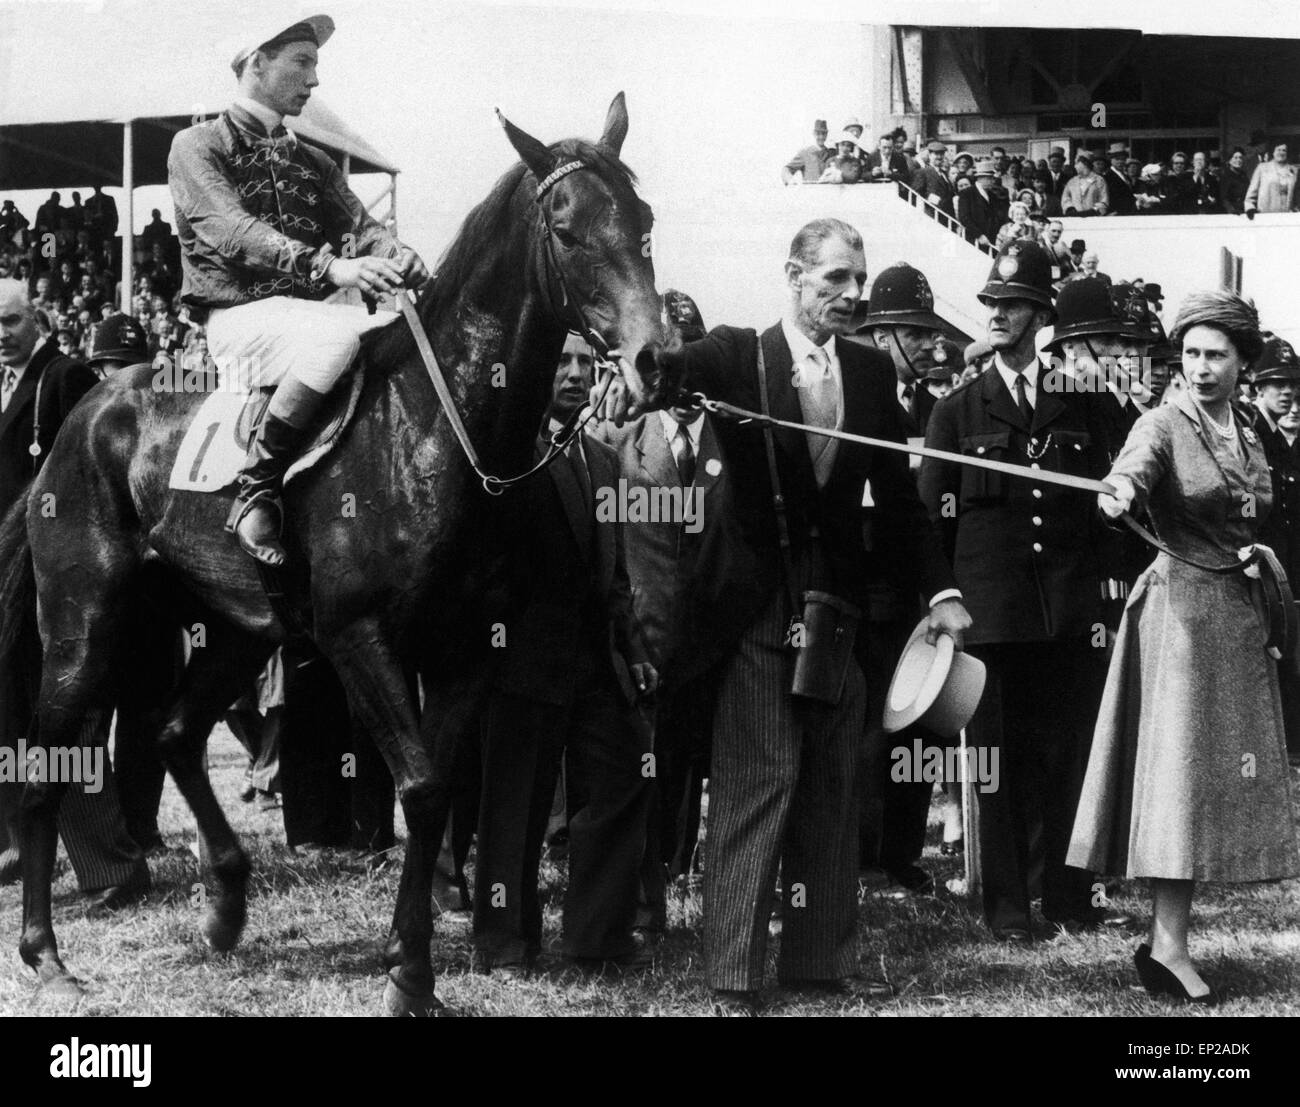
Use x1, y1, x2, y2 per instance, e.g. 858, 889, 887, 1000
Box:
496, 109, 554, 181
599, 91, 628, 156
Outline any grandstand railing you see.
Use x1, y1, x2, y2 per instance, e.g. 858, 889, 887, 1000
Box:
893, 180, 998, 258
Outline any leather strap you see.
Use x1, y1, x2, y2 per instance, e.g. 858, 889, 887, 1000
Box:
755, 341, 801, 623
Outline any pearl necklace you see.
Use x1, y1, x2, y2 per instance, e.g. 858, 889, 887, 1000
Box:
1196, 402, 1237, 440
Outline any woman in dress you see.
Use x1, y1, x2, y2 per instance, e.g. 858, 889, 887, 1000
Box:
1068, 290, 1300, 1004
994, 200, 1037, 250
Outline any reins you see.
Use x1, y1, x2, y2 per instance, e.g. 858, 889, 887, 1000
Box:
399, 158, 623, 496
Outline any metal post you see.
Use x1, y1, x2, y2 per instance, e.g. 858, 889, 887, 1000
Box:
389, 172, 397, 234
341, 153, 351, 183
121, 120, 135, 312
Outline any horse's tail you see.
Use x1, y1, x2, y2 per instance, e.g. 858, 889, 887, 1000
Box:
0, 488, 38, 679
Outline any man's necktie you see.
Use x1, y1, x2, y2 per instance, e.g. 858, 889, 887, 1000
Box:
0, 368, 17, 413
1014, 372, 1033, 426
671, 423, 695, 487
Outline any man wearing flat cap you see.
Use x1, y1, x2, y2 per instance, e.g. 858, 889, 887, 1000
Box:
911, 141, 955, 217
168, 13, 428, 567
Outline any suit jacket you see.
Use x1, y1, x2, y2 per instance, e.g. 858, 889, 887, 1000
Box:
595, 413, 741, 685
910, 165, 955, 216
919, 363, 1116, 644
0, 341, 98, 515
957, 186, 1002, 245
1220, 167, 1250, 214
490, 432, 649, 707
1188, 173, 1220, 214
1047, 167, 1075, 197
1104, 168, 1136, 215
866, 150, 910, 184
670, 324, 957, 651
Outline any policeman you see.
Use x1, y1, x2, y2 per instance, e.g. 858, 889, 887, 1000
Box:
86, 313, 150, 378
860, 262, 950, 436
1250, 337, 1300, 760
919, 240, 1119, 942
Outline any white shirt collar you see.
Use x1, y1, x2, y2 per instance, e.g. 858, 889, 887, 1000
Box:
780, 316, 839, 378
658, 409, 703, 452
233, 95, 286, 135
1255, 399, 1280, 432
994, 353, 1039, 398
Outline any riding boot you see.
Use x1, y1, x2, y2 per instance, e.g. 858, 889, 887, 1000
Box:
225, 376, 330, 567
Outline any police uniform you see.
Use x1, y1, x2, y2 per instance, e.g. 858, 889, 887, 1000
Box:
1250, 338, 1300, 757
919, 242, 1117, 936
855, 263, 954, 887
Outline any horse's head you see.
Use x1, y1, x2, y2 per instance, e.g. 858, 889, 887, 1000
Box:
497, 92, 675, 411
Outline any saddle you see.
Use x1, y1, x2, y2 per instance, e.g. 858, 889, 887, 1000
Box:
169, 364, 366, 493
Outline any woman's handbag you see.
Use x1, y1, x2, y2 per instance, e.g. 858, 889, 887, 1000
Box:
755, 340, 861, 705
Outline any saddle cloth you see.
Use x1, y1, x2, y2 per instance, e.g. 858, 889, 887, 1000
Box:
168, 368, 365, 493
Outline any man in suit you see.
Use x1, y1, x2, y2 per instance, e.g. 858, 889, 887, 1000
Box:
856, 263, 954, 894
1101, 144, 1136, 215
474, 332, 659, 975
866, 135, 910, 184
919, 243, 1117, 942
1188, 152, 1220, 214
1045, 148, 1074, 197
957, 159, 1005, 249
617, 219, 970, 1012
911, 141, 956, 217
84, 185, 120, 248
0, 279, 149, 908
782, 119, 832, 185
595, 291, 732, 931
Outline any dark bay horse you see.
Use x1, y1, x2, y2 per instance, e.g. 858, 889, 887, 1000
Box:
1, 93, 671, 1015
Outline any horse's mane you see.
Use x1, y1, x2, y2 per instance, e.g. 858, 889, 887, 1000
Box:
364, 139, 639, 369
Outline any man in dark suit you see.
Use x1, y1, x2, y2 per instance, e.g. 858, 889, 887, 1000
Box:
0, 279, 149, 907
139, 209, 173, 256
621, 219, 970, 1012
1101, 145, 1136, 215
866, 135, 910, 184
474, 333, 658, 975
957, 159, 1005, 248
919, 243, 1116, 943
911, 141, 956, 217
84, 185, 120, 248
1045, 148, 1075, 197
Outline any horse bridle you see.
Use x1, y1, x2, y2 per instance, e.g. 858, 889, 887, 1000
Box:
400, 158, 626, 496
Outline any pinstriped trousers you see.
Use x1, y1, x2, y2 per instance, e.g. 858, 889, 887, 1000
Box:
0, 680, 145, 893
704, 576, 865, 991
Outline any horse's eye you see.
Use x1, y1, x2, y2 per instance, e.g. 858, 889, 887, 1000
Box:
554, 228, 579, 249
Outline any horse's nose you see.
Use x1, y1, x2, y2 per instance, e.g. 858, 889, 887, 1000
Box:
635, 339, 681, 406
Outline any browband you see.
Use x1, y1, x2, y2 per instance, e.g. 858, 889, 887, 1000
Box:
536, 160, 586, 199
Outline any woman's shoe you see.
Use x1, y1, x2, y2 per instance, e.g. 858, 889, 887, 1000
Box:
1134, 943, 1220, 1006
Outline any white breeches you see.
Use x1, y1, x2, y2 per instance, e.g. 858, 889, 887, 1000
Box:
206, 296, 397, 392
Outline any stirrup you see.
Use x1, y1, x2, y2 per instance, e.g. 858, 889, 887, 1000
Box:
224, 486, 282, 535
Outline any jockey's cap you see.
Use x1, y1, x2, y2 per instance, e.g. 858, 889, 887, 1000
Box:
230, 13, 335, 74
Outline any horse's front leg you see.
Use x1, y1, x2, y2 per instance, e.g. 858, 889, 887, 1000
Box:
324, 621, 444, 1016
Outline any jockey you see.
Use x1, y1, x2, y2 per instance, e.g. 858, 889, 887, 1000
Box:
168, 13, 428, 566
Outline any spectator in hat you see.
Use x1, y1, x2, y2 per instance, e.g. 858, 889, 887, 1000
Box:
1246, 141, 1297, 214
782, 119, 833, 185
911, 141, 955, 216
819, 132, 867, 183
1039, 221, 1074, 288
893, 129, 918, 174
1161, 152, 1196, 215
1045, 147, 1074, 197
1031, 172, 1061, 218
957, 159, 1004, 249
1144, 283, 1164, 314
1062, 152, 1109, 216
1066, 250, 1111, 287
1220, 147, 1251, 214
841, 117, 864, 140
1100, 144, 1136, 215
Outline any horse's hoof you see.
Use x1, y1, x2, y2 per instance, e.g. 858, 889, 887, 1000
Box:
203, 903, 246, 953
382, 976, 446, 1018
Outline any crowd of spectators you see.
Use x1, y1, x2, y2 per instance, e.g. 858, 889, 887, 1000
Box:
781, 122, 1300, 221
0, 191, 207, 374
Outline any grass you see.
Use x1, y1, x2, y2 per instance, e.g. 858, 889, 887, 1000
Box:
1, 727, 1297, 1016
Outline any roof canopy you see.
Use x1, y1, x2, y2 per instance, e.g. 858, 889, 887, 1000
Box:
0, 0, 398, 190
